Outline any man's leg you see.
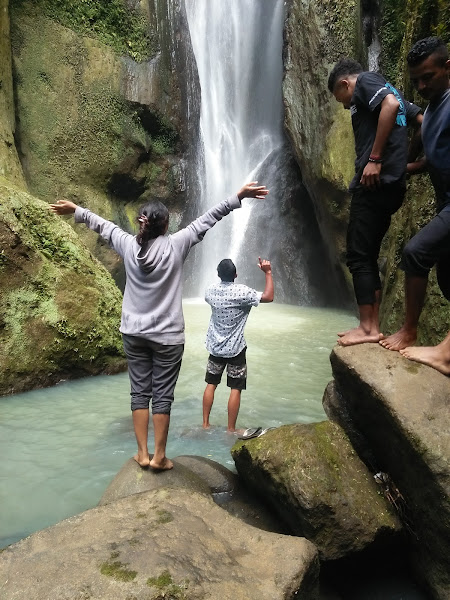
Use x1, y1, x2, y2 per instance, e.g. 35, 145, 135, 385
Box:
381, 208, 450, 351
149, 342, 184, 470
202, 383, 217, 429
227, 389, 241, 431
400, 330, 450, 375
226, 348, 247, 431
380, 275, 427, 350
203, 355, 225, 428
339, 186, 402, 346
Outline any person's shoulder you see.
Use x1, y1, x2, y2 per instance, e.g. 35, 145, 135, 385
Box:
357, 71, 383, 85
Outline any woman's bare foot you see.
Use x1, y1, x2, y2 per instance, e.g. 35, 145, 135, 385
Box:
133, 453, 150, 468
400, 345, 450, 375
202, 423, 211, 429
337, 326, 384, 347
379, 327, 417, 351
150, 456, 174, 471
337, 329, 351, 337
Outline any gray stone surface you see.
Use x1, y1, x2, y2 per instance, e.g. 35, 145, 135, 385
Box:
0, 487, 319, 600
99, 458, 211, 505
328, 343, 450, 599
231, 421, 401, 561
100, 455, 290, 534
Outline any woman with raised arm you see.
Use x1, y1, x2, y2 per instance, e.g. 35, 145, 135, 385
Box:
50, 182, 269, 470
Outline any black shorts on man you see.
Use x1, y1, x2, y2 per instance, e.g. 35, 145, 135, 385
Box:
205, 347, 247, 390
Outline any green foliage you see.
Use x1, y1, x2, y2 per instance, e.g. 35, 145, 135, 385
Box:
11, 0, 157, 62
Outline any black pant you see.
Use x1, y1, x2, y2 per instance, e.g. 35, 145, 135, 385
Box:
347, 184, 405, 305
400, 204, 450, 300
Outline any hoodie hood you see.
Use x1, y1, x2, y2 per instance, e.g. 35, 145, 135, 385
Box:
135, 235, 170, 273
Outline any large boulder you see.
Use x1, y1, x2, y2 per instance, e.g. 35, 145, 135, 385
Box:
0, 179, 126, 395
231, 421, 401, 561
101, 455, 289, 534
327, 343, 450, 599
0, 487, 320, 600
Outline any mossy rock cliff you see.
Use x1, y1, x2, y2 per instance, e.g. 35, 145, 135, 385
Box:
378, 1, 450, 342
0, 178, 126, 395
9, 0, 185, 282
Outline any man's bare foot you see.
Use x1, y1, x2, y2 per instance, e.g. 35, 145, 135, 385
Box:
149, 457, 174, 471
337, 326, 384, 347
133, 453, 150, 468
202, 423, 211, 429
379, 327, 416, 351
400, 345, 450, 376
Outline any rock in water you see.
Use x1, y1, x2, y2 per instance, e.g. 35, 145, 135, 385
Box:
231, 421, 401, 561
0, 487, 319, 600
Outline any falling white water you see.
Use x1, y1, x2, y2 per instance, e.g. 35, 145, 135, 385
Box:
185, 0, 285, 292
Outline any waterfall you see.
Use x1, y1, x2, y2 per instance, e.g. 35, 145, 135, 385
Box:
184, 0, 286, 293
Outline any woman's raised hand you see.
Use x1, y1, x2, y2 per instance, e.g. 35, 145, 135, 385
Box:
237, 181, 269, 201
49, 199, 79, 215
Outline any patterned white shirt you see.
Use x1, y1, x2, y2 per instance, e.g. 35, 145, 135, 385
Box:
205, 282, 262, 358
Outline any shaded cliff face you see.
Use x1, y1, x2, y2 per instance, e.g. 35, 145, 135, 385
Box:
0, 0, 25, 186
283, 0, 363, 302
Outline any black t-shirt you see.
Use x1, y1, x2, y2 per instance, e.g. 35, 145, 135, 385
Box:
349, 71, 421, 190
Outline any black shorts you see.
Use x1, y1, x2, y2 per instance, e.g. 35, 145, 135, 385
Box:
205, 347, 247, 390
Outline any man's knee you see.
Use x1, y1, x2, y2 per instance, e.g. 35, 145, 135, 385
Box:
401, 239, 432, 277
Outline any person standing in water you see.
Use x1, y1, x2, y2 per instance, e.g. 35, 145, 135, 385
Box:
50, 182, 269, 470
380, 38, 450, 372
202, 257, 273, 432
328, 58, 422, 346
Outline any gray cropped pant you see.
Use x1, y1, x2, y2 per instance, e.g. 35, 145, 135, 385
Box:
122, 334, 184, 414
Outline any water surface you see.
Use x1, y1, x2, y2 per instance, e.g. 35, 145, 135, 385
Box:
0, 301, 355, 548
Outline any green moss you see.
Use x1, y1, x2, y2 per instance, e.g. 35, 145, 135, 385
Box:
11, 0, 156, 62
0, 181, 126, 394
380, 0, 450, 88
156, 509, 174, 525
146, 570, 188, 599
100, 559, 137, 582
147, 571, 173, 589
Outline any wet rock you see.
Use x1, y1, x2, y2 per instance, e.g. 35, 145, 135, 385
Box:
231, 421, 402, 561
0, 487, 320, 600
328, 344, 450, 599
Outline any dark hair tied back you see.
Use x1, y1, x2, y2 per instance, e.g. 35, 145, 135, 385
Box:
136, 201, 169, 246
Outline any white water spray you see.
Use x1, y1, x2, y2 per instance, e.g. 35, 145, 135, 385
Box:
185, 0, 285, 292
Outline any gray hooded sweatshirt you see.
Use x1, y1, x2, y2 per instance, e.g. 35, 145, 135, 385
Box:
74, 195, 241, 345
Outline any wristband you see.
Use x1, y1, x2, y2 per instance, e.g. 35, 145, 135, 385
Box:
368, 154, 382, 163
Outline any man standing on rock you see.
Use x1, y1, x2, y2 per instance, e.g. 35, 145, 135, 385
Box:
379, 38, 450, 374
202, 257, 273, 432
328, 58, 422, 346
